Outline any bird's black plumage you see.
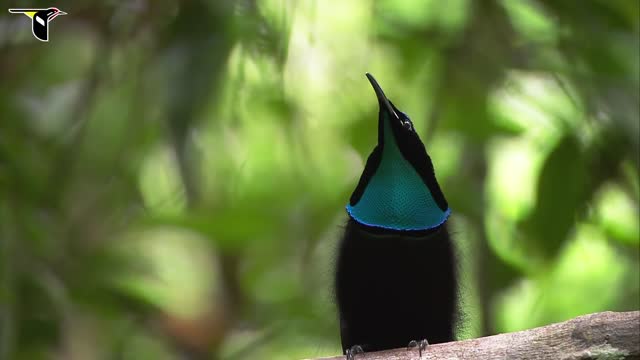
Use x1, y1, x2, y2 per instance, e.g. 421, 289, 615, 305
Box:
335, 74, 458, 355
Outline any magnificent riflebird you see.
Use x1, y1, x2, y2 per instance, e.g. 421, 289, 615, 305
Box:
335, 73, 457, 359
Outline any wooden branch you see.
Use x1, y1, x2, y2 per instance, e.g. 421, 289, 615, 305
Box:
308, 311, 640, 360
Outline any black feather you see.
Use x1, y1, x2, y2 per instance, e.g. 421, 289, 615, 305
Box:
335, 218, 458, 353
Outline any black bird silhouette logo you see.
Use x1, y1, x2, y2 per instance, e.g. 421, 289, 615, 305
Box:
8, 7, 66, 42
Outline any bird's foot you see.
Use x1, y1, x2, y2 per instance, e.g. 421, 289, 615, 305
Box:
345, 345, 364, 360
407, 339, 429, 358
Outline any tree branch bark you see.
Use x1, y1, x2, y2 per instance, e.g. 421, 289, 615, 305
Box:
308, 311, 640, 360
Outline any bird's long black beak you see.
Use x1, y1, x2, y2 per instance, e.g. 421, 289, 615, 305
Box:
366, 73, 399, 121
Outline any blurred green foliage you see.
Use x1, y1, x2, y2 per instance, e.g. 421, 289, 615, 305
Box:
1, 0, 638, 359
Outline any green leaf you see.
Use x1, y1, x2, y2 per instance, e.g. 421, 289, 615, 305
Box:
521, 135, 588, 259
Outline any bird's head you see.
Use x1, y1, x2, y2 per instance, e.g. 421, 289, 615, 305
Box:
346, 73, 450, 231
40, 7, 66, 21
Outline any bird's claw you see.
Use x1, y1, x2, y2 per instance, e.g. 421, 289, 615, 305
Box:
407, 339, 429, 357
346, 345, 364, 360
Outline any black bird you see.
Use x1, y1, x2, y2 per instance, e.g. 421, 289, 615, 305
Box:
335, 73, 457, 358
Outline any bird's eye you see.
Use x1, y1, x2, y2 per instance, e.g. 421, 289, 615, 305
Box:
401, 119, 413, 131
396, 110, 414, 131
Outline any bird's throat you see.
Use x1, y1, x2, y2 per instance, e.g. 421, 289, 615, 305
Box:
346, 116, 450, 231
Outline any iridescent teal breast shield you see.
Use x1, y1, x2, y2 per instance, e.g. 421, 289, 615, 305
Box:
346, 114, 450, 231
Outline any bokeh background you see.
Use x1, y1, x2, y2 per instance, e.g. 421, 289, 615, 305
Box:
1, 0, 639, 359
